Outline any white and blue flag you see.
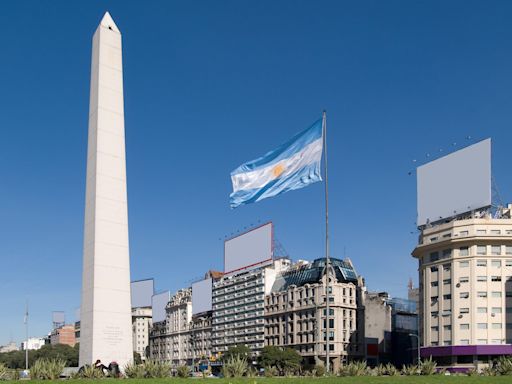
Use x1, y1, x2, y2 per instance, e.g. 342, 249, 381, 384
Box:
230, 119, 324, 208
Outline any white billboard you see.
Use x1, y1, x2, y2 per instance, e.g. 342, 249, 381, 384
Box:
151, 291, 170, 323
192, 278, 212, 315
131, 279, 154, 308
224, 222, 273, 274
417, 138, 491, 226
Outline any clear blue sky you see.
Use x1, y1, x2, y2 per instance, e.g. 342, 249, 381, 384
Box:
2, 0, 512, 345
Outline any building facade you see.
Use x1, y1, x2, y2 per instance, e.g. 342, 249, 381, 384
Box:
50, 325, 76, 347
211, 258, 291, 356
149, 288, 213, 367
412, 209, 512, 369
21, 337, 46, 350
264, 258, 364, 371
132, 307, 152, 360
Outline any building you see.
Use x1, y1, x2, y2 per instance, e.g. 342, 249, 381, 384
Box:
132, 307, 152, 360
363, 292, 392, 366
212, 258, 291, 356
0, 342, 18, 353
264, 258, 364, 371
50, 325, 76, 347
412, 206, 512, 370
21, 337, 46, 351
388, 297, 418, 367
149, 288, 213, 367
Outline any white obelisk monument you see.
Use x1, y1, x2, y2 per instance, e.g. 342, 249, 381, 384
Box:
80, 12, 133, 368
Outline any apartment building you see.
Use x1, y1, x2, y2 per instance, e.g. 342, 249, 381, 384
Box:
264, 258, 364, 371
132, 307, 152, 360
412, 208, 512, 369
211, 258, 291, 355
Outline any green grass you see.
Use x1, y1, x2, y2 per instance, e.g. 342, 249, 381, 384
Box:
6, 378, 512, 384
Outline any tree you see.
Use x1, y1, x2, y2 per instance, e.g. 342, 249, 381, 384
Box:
222, 345, 251, 362
259, 346, 302, 375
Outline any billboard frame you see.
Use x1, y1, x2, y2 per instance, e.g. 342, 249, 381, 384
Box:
223, 221, 274, 275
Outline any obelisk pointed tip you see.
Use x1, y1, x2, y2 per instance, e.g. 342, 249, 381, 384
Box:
100, 11, 120, 33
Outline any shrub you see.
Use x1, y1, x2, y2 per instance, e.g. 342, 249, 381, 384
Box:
75, 364, 104, 379
481, 366, 496, 376
176, 365, 189, 378
314, 364, 325, 377
419, 357, 437, 375
143, 359, 170, 378
264, 365, 278, 377
0, 364, 9, 381
466, 368, 478, 376
123, 362, 145, 378
496, 356, 512, 375
385, 363, 399, 376
222, 355, 248, 378
30, 358, 65, 380
339, 361, 368, 376
402, 364, 419, 376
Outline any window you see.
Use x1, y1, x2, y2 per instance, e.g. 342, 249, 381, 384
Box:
491, 307, 502, 314
477, 307, 488, 313
491, 291, 502, 298
431, 296, 438, 304
431, 311, 439, 317
460, 324, 470, 330
443, 250, 452, 258
443, 279, 451, 285
477, 260, 487, 267
492, 323, 502, 329
443, 325, 452, 331
460, 339, 470, 345
431, 326, 439, 332
506, 247, 512, 255
490, 230, 501, 235
492, 246, 501, 255
506, 260, 512, 267
459, 230, 469, 236
430, 237, 438, 243
431, 266, 438, 272
459, 247, 469, 256
477, 276, 487, 282
430, 252, 439, 262
491, 339, 503, 344
477, 339, 488, 344
491, 276, 501, 282
460, 292, 469, 299
477, 291, 488, 298
491, 260, 502, 268
477, 229, 487, 235
443, 294, 451, 300
477, 245, 487, 255
443, 263, 451, 272
443, 233, 452, 238
460, 308, 469, 314
442, 310, 451, 316
477, 323, 488, 329
459, 261, 469, 268
431, 281, 438, 287
459, 276, 469, 283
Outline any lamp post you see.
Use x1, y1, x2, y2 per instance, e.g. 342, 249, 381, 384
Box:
408, 333, 420, 365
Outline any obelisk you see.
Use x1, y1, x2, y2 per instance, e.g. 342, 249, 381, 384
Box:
80, 12, 133, 368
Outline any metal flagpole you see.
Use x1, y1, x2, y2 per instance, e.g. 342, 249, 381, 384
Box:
322, 111, 331, 374
25, 301, 29, 371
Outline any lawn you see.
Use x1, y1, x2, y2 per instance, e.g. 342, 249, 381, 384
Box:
8, 378, 512, 384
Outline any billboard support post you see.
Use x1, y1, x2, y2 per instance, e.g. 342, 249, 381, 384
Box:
322, 110, 331, 374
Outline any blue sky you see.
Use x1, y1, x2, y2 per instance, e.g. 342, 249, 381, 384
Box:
2, 0, 512, 345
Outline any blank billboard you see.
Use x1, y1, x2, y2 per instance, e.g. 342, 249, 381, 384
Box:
417, 138, 491, 226
131, 279, 154, 308
52, 311, 65, 324
152, 291, 170, 323
192, 278, 212, 315
224, 222, 273, 273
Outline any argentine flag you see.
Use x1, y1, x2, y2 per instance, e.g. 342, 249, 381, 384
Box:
230, 119, 323, 208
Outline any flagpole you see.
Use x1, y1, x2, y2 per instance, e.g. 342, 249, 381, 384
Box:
322, 110, 331, 374
25, 301, 29, 371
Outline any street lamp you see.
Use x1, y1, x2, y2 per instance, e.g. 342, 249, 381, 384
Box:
408, 333, 420, 365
